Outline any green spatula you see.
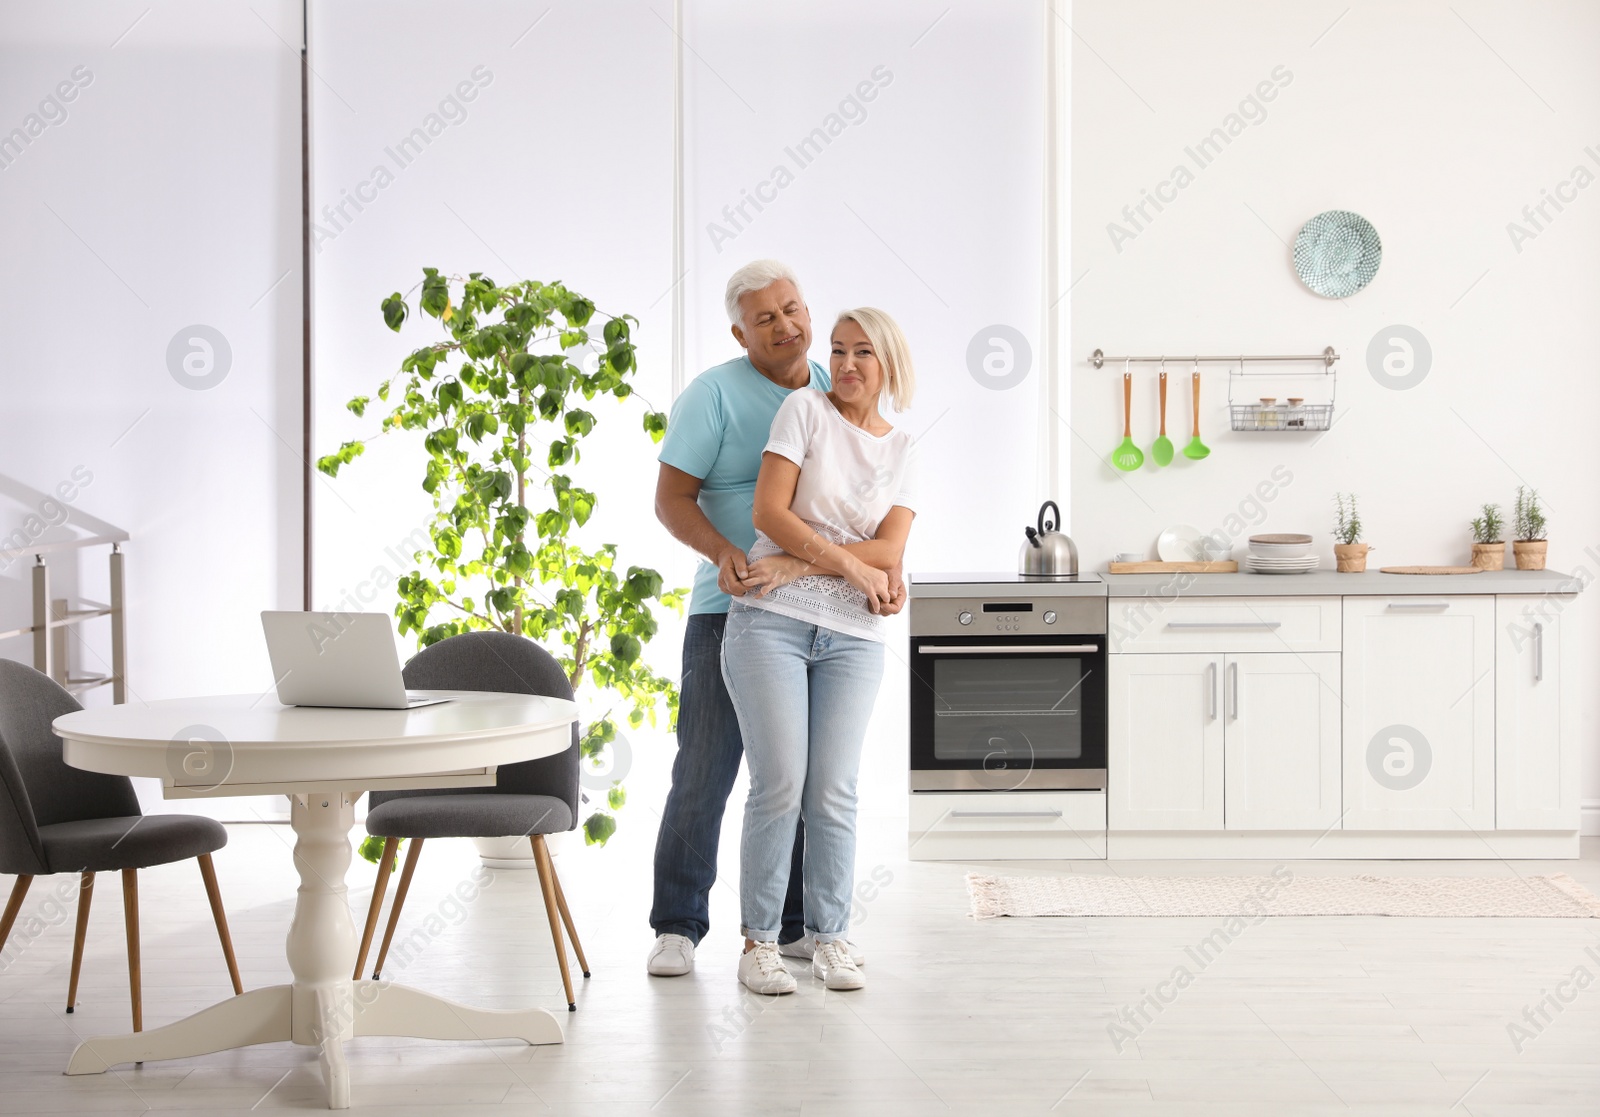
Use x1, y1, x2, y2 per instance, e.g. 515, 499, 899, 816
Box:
1150, 369, 1174, 466
1111, 371, 1144, 471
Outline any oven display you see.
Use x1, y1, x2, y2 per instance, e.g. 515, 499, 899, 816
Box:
981, 603, 1034, 612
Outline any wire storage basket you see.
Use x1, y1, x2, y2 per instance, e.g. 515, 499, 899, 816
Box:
1226, 359, 1336, 432
1229, 401, 1333, 431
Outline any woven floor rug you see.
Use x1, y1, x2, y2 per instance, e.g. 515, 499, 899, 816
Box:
967, 872, 1600, 919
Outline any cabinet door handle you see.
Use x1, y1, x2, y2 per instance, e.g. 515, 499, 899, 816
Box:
918, 644, 1100, 655
949, 809, 1063, 819
1166, 621, 1281, 630
1206, 661, 1218, 721
1229, 661, 1239, 720
1385, 602, 1450, 612
1534, 622, 1544, 683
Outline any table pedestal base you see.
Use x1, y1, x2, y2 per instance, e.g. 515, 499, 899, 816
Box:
64, 790, 562, 1108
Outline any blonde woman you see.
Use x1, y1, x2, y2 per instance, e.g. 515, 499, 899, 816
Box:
721, 308, 917, 994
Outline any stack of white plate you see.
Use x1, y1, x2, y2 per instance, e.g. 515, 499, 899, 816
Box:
1246, 533, 1318, 575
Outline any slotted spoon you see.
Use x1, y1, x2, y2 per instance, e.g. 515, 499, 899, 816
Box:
1111, 370, 1144, 471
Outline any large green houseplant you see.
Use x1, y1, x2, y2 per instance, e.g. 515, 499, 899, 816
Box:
319, 268, 684, 853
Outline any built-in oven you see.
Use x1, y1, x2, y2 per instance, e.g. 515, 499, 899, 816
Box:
909, 592, 1107, 791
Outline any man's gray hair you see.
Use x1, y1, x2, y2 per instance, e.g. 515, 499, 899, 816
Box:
724, 259, 804, 326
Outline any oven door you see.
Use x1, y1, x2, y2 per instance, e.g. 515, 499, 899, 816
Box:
909, 635, 1107, 791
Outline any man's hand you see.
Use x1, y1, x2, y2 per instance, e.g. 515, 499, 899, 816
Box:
743, 553, 810, 598
716, 546, 752, 597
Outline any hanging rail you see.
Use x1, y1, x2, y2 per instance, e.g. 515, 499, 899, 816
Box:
1090, 347, 1338, 369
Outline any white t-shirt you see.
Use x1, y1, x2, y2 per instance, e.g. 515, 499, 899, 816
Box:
740, 387, 917, 642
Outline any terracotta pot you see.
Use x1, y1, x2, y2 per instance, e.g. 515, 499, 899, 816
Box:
1470, 542, 1506, 571
1333, 543, 1369, 573
1513, 540, 1548, 571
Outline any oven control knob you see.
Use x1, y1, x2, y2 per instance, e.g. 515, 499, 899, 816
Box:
1043, 610, 1058, 625
958, 610, 974, 626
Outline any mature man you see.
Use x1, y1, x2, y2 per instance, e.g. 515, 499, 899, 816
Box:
647, 260, 900, 976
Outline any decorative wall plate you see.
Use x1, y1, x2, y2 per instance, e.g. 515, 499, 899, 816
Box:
1293, 210, 1382, 298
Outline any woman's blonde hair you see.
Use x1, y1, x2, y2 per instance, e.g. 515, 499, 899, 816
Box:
834, 307, 915, 412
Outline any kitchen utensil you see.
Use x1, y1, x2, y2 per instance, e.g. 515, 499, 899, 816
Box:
1377, 566, 1483, 575
1115, 551, 1144, 564
1150, 365, 1174, 466
1182, 364, 1210, 460
1111, 369, 1144, 471
1250, 533, 1313, 545
1156, 524, 1205, 562
1294, 210, 1382, 298
1019, 500, 1079, 579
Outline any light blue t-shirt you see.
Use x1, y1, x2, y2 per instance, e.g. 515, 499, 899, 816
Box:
658, 354, 831, 615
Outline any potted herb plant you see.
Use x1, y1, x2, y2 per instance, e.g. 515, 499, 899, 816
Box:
319, 268, 684, 859
1512, 486, 1548, 570
1469, 503, 1505, 570
1333, 493, 1369, 572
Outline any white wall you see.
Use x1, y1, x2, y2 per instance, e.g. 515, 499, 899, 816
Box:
1069, 1, 1600, 804
0, 1, 304, 814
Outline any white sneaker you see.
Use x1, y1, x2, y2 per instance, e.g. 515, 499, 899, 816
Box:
812, 940, 866, 990
647, 933, 695, 976
738, 942, 797, 995
779, 934, 866, 966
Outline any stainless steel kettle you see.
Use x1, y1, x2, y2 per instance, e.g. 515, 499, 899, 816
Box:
1019, 500, 1079, 579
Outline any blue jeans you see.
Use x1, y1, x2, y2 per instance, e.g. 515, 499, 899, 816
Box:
650, 613, 806, 945
721, 605, 885, 942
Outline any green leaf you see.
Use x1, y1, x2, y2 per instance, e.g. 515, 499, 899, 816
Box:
609, 633, 641, 664
583, 811, 617, 846
607, 783, 627, 811
643, 411, 668, 443
381, 293, 407, 332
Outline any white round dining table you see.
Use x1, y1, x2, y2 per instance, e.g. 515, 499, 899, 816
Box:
52, 690, 578, 1110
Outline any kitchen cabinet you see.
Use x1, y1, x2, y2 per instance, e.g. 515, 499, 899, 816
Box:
1107, 653, 1223, 830
1495, 599, 1577, 830
1341, 596, 1495, 831
1224, 653, 1342, 831
1109, 652, 1339, 832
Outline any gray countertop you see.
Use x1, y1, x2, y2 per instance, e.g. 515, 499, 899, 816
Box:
1103, 569, 1582, 597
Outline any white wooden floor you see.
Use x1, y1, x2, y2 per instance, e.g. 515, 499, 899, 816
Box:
3, 816, 1599, 1116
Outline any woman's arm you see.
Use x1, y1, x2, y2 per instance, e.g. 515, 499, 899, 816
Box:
751, 452, 893, 607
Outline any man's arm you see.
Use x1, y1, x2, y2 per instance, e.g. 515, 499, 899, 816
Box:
655, 463, 752, 597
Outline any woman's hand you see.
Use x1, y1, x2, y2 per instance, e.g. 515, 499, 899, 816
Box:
743, 554, 811, 598
842, 557, 893, 611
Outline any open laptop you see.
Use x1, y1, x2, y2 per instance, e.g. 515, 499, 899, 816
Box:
261, 611, 452, 709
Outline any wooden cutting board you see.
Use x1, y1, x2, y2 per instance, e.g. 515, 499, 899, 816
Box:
1378, 565, 1483, 575
1108, 561, 1239, 573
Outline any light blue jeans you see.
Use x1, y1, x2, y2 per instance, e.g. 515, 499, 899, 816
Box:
721, 604, 885, 943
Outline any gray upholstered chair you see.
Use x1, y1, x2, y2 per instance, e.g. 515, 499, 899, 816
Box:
0, 660, 243, 1030
352, 631, 589, 1010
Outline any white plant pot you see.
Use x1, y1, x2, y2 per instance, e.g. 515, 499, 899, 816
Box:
472, 831, 565, 869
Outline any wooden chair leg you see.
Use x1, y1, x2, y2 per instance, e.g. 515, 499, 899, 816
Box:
530, 835, 575, 1011
372, 838, 424, 980
66, 872, 94, 1013
353, 837, 399, 980
548, 856, 590, 979
196, 854, 244, 996
121, 868, 141, 1033
0, 874, 32, 954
